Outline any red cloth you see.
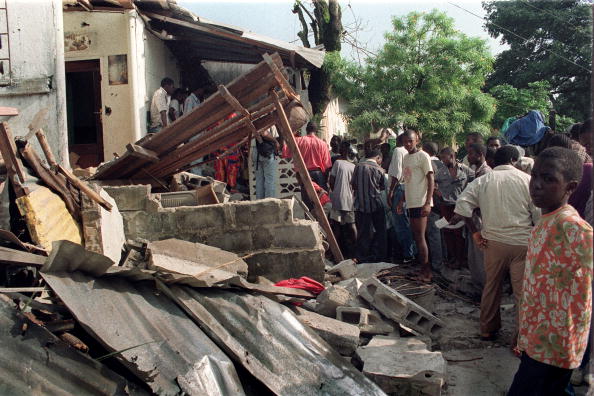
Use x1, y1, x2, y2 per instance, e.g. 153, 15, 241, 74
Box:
282, 135, 332, 173
274, 276, 325, 295
312, 182, 331, 206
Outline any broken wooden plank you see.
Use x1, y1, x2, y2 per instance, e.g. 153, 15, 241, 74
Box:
126, 144, 159, 163
271, 90, 343, 262
0, 107, 18, 116
0, 246, 46, 267
0, 122, 26, 184
35, 129, 58, 167
56, 164, 113, 211
0, 287, 49, 293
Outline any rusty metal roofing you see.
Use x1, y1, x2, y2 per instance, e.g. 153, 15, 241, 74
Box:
0, 295, 148, 396
41, 272, 244, 396
167, 286, 388, 396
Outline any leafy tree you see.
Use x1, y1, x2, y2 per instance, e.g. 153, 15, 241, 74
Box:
489, 81, 552, 129
329, 10, 496, 145
483, 0, 592, 121
292, 0, 342, 116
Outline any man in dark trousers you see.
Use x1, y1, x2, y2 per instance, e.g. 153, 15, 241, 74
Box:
352, 147, 387, 263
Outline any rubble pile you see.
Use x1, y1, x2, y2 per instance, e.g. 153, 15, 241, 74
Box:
0, 51, 450, 396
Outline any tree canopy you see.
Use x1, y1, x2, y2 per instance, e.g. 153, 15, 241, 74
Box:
488, 80, 551, 129
329, 10, 496, 144
483, 0, 592, 121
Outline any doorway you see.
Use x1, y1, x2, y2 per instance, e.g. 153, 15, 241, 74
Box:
65, 59, 103, 168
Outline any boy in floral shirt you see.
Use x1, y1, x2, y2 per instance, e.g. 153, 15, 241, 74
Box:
508, 147, 593, 395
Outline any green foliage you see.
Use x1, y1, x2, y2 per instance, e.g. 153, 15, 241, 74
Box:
483, 0, 592, 121
489, 81, 552, 129
555, 114, 577, 133
328, 10, 496, 144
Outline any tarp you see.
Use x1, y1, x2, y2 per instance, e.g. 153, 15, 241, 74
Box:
504, 110, 548, 146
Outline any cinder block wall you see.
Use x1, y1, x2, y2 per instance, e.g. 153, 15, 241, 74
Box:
103, 185, 325, 282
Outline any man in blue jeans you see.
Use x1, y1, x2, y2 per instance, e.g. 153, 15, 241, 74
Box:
387, 134, 416, 263
253, 127, 279, 199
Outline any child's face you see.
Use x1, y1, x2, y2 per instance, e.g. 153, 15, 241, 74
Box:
529, 158, 575, 212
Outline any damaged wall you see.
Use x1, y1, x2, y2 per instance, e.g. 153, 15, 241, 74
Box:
0, 0, 68, 164
63, 9, 180, 161
103, 185, 326, 282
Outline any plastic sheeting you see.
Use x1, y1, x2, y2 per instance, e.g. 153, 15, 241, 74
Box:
42, 272, 245, 396
166, 286, 387, 396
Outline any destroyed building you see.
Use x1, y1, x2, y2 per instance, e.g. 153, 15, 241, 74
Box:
0, 1, 527, 395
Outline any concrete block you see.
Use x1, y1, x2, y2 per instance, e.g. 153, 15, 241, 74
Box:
355, 336, 446, 396
293, 306, 360, 356
245, 248, 325, 282
81, 187, 126, 263
315, 285, 352, 317
103, 185, 150, 212
328, 260, 357, 280
359, 277, 444, 338
173, 205, 227, 230
336, 306, 395, 335
232, 198, 293, 226
355, 262, 398, 279
266, 221, 322, 250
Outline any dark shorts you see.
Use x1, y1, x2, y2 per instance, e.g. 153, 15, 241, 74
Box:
408, 207, 427, 218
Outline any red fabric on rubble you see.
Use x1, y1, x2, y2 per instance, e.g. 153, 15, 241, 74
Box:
274, 277, 325, 295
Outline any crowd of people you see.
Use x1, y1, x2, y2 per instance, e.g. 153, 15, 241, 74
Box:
282, 118, 592, 395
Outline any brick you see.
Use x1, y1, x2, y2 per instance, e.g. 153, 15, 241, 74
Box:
359, 277, 444, 338
293, 307, 360, 356
355, 336, 446, 396
327, 259, 357, 280
336, 306, 395, 335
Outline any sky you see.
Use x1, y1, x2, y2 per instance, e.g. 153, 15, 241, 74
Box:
178, 0, 507, 62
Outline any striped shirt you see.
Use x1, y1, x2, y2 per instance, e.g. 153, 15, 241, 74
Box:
352, 159, 386, 213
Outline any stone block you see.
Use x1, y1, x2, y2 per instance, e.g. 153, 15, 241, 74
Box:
81, 187, 126, 263
293, 306, 360, 356
315, 285, 352, 317
359, 277, 444, 338
336, 306, 395, 335
103, 185, 150, 212
173, 205, 227, 230
265, 221, 322, 250
203, 230, 253, 253
328, 260, 357, 280
232, 198, 293, 227
355, 336, 446, 396
245, 248, 325, 282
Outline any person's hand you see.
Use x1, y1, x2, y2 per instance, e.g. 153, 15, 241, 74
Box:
421, 203, 431, 217
449, 213, 464, 225
387, 191, 394, 208
472, 232, 488, 250
396, 200, 404, 215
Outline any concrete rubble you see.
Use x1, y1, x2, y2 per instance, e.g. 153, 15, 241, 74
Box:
355, 336, 447, 396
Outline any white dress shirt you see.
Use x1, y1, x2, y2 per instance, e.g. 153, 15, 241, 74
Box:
454, 164, 540, 246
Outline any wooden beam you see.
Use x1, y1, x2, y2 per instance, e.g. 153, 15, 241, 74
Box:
0, 122, 26, 183
0, 246, 46, 267
55, 165, 113, 212
126, 143, 160, 163
0, 107, 18, 116
270, 91, 343, 262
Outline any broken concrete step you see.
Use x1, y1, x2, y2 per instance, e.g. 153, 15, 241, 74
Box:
355, 336, 446, 396
358, 277, 444, 339
336, 306, 395, 335
293, 306, 360, 356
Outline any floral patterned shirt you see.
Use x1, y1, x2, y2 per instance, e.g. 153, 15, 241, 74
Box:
518, 205, 593, 369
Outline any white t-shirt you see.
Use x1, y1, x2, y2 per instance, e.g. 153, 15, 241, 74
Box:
402, 150, 433, 209
387, 146, 408, 182
150, 87, 170, 128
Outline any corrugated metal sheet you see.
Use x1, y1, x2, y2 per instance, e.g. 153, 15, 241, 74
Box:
167, 286, 387, 396
41, 272, 245, 396
0, 295, 147, 396
15, 186, 82, 251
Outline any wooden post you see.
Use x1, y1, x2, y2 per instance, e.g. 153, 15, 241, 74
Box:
270, 90, 344, 262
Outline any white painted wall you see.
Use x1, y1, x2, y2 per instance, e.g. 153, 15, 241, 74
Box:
0, 0, 68, 164
63, 9, 180, 158
64, 10, 134, 160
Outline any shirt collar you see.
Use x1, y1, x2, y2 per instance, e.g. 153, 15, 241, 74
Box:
493, 164, 517, 171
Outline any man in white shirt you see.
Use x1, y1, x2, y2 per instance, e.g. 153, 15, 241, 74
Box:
453, 145, 540, 344
149, 77, 175, 133
387, 133, 416, 263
